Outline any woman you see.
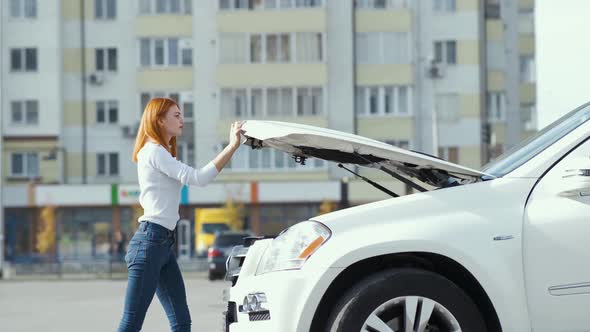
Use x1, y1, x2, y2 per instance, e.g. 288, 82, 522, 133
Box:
118, 97, 243, 332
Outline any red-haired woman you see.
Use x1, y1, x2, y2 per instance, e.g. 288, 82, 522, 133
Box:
118, 98, 243, 332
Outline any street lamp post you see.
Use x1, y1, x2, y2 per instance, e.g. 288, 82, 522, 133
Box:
0, 119, 4, 279
340, 176, 349, 209
0, 0, 5, 278
80, 0, 88, 184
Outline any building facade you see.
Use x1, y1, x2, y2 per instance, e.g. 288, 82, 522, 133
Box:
1, 0, 536, 262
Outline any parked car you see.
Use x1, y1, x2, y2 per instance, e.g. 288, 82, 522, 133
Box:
195, 203, 244, 257
223, 103, 590, 332
208, 231, 252, 281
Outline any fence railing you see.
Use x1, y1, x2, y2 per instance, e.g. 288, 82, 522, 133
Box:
2, 257, 208, 279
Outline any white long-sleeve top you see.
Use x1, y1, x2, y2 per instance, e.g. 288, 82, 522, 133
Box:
137, 141, 219, 230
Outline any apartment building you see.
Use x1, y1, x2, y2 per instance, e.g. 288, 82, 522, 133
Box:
0, 0, 536, 261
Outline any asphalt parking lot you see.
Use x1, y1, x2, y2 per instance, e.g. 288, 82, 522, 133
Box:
0, 274, 229, 332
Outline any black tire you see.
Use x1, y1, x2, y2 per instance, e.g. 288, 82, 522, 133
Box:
325, 268, 487, 332
208, 271, 218, 281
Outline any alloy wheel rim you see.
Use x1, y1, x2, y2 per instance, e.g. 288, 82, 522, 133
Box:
360, 296, 462, 332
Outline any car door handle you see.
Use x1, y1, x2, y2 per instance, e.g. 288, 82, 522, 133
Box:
559, 188, 590, 197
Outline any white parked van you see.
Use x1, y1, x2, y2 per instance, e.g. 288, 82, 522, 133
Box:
223, 102, 590, 332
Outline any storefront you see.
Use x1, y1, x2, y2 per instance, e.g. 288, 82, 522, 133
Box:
3, 180, 343, 263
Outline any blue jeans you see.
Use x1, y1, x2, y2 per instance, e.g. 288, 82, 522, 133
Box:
118, 222, 191, 332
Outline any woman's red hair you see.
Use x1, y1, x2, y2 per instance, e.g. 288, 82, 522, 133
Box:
132, 98, 179, 163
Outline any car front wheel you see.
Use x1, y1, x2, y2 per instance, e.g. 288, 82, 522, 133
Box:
325, 268, 487, 332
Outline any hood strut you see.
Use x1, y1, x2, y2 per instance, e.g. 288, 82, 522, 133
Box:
338, 164, 399, 198
352, 152, 428, 193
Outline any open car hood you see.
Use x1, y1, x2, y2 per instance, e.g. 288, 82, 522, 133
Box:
240, 121, 494, 189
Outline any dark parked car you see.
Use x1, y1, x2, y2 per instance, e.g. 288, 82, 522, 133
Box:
207, 231, 252, 281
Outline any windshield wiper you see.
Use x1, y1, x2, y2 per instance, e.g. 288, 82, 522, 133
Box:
338, 164, 399, 198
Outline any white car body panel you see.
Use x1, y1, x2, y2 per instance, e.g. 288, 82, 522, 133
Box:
241, 120, 491, 187
229, 239, 345, 332
227, 105, 590, 332
522, 130, 590, 331
310, 178, 536, 332
229, 178, 535, 332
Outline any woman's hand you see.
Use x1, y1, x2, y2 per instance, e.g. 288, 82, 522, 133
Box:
229, 121, 245, 150
212, 121, 246, 172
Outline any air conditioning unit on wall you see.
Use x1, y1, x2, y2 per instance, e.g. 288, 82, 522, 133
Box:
179, 38, 193, 49
88, 72, 104, 85
427, 60, 445, 79
122, 123, 139, 138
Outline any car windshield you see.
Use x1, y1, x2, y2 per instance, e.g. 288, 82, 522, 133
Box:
214, 234, 250, 247
202, 223, 230, 235
482, 102, 590, 177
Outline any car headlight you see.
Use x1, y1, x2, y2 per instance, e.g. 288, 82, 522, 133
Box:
256, 221, 331, 275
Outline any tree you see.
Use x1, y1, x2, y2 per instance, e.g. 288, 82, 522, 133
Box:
132, 203, 144, 231
36, 205, 56, 254
319, 200, 337, 215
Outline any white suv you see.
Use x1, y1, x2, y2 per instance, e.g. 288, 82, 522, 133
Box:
223, 102, 590, 332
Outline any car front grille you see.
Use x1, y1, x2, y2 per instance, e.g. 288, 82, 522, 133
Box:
249, 310, 271, 322
222, 301, 237, 332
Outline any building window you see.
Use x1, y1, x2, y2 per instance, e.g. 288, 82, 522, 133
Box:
296, 87, 323, 115
518, 7, 534, 34
266, 34, 291, 63
181, 94, 194, 121
177, 141, 188, 162
520, 55, 536, 83
295, 33, 322, 62
518, 18, 534, 35
293, 0, 323, 7
435, 94, 459, 123
433, 0, 455, 12
10, 152, 39, 178
95, 0, 116, 19
10, 48, 37, 72
139, 91, 193, 117
220, 87, 323, 118
176, 141, 192, 166
221, 89, 247, 117
434, 40, 457, 65
10, 0, 37, 18
219, 0, 323, 10
356, 86, 412, 116
10, 100, 39, 125
487, 92, 506, 122
139, 0, 192, 15
384, 140, 410, 150
485, 0, 501, 19
181, 41, 193, 65
521, 104, 536, 131
97, 153, 119, 176
96, 100, 118, 124
139, 38, 192, 67
438, 146, 459, 163
220, 34, 249, 63
219, 33, 323, 64
95, 48, 117, 71
227, 142, 326, 171
355, 32, 411, 64
354, 0, 407, 9
490, 144, 504, 160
